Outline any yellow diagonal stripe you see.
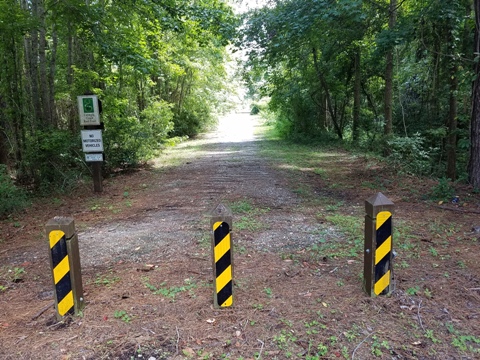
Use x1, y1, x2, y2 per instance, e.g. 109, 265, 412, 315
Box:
375, 236, 392, 265
221, 295, 233, 307
49, 230, 65, 248
214, 234, 231, 262
374, 270, 391, 295
53, 255, 70, 284
376, 211, 391, 230
57, 291, 74, 316
213, 221, 222, 231
216, 265, 232, 292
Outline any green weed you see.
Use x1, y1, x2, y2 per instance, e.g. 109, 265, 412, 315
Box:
114, 310, 132, 323
144, 278, 197, 301
406, 286, 420, 296
264, 287, 273, 298
371, 336, 390, 357
93, 273, 119, 287
425, 329, 441, 344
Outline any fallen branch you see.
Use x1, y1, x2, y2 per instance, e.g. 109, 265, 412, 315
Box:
417, 300, 425, 332
435, 205, 480, 214
352, 331, 375, 360
31, 302, 54, 320
175, 326, 180, 355
256, 339, 264, 360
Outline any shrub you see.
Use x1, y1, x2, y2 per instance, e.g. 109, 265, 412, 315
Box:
0, 165, 28, 217
386, 134, 433, 176
22, 130, 84, 193
102, 98, 174, 170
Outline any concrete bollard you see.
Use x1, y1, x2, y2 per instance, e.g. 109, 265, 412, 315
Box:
46, 217, 84, 319
211, 204, 233, 308
364, 193, 394, 297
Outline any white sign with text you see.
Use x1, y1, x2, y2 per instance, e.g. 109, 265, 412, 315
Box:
81, 130, 104, 153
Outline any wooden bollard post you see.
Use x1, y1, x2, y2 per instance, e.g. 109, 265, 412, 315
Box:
46, 217, 84, 319
211, 204, 233, 308
364, 193, 394, 297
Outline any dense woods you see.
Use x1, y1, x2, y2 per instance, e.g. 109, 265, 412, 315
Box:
2, 0, 480, 217
239, 0, 480, 187
0, 0, 236, 198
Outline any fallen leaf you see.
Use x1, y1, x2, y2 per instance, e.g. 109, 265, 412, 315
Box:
322, 302, 328, 307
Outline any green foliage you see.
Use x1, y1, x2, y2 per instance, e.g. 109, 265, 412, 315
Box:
239, 0, 474, 183
144, 278, 197, 301
22, 130, 84, 193
0, 165, 28, 217
0, 0, 237, 193
429, 177, 455, 201
386, 134, 434, 176
406, 286, 420, 296
114, 310, 132, 323
103, 98, 174, 169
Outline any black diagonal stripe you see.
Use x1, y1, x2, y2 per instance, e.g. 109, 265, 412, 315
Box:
214, 222, 230, 246
51, 236, 68, 268
376, 216, 392, 247
56, 271, 72, 303
217, 280, 232, 306
216, 249, 231, 277
375, 251, 391, 283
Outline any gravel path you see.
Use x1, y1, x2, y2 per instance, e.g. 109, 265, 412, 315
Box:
79, 113, 325, 267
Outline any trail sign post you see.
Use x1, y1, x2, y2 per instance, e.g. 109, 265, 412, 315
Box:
78, 95, 103, 192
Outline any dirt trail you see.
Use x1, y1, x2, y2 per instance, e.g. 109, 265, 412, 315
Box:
79, 113, 318, 266
2, 112, 479, 360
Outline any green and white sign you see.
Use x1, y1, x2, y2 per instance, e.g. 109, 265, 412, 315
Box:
77, 95, 100, 125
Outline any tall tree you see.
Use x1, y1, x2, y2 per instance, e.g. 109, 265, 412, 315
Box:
384, 0, 397, 142
469, 0, 480, 188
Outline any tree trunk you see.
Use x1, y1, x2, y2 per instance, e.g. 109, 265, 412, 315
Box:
312, 47, 343, 139
29, 0, 42, 125
38, 0, 51, 127
446, 63, 458, 181
49, 23, 58, 128
468, 0, 480, 188
384, 0, 397, 141
352, 48, 361, 142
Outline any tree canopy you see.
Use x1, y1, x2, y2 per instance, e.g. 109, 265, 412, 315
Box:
239, 0, 479, 185
0, 0, 237, 198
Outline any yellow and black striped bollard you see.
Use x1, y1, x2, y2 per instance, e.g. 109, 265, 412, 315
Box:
46, 217, 84, 319
211, 204, 233, 308
364, 193, 394, 297
49, 230, 75, 316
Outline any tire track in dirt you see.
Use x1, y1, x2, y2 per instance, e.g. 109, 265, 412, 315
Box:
79, 113, 326, 266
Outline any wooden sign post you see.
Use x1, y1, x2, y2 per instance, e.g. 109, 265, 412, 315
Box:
78, 95, 103, 193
